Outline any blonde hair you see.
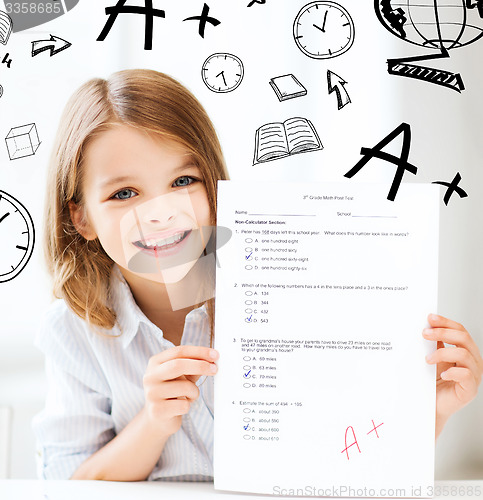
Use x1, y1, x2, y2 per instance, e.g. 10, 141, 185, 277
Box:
44, 69, 228, 333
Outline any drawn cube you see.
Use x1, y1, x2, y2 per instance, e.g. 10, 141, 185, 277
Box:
5, 123, 41, 160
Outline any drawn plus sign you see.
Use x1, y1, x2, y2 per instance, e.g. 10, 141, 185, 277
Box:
97, 0, 165, 50
432, 172, 468, 205
367, 419, 384, 438
183, 3, 220, 39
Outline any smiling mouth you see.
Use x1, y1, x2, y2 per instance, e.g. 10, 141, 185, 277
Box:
133, 230, 191, 251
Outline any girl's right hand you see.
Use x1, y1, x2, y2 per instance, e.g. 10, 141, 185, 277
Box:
142, 345, 218, 437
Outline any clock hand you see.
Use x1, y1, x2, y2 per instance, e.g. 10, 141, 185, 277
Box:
312, 23, 325, 33
321, 10, 328, 32
322, 10, 329, 33
216, 70, 227, 87
0, 212, 10, 224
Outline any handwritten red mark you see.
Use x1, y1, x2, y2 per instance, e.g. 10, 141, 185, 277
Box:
341, 426, 361, 460
341, 419, 385, 459
367, 419, 384, 438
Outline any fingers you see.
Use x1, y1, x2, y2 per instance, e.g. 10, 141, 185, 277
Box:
151, 358, 218, 382
148, 345, 218, 369
148, 398, 192, 421
426, 347, 481, 383
423, 326, 476, 352
143, 346, 219, 434
423, 314, 483, 383
144, 378, 200, 402
146, 345, 219, 381
440, 367, 479, 404
427, 313, 465, 332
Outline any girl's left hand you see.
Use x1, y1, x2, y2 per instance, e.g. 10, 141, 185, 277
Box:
423, 314, 483, 438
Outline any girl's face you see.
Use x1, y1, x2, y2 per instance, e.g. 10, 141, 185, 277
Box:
70, 124, 212, 284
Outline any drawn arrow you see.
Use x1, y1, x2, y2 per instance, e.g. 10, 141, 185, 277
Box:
327, 70, 351, 110
31, 35, 71, 57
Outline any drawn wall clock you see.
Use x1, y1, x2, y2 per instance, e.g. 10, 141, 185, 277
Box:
293, 1, 355, 59
0, 190, 35, 283
201, 53, 244, 93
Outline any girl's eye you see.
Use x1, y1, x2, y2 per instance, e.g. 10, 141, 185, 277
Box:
172, 176, 197, 188
112, 189, 137, 200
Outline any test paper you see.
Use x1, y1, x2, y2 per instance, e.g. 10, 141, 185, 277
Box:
214, 181, 439, 497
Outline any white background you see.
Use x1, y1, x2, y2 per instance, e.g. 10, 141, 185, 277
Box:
0, 0, 481, 479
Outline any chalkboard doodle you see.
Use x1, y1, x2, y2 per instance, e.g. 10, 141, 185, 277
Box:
31, 34, 71, 57
345, 123, 468, 205
5, 0, 79, 33
253, 117, 323, 165
269, 74, 307, 102
201, 53, 244, 93
98, 2, 221, 49
344, 122, 418, 202
0, 10, 13, 44
293, 1, 355, 60
327, 70, 351, 110
0, 12, 13, 68
1, 52, 12, 68
5, 123, 41, 160
97, 0, 166, 51
433, 172, 468, 205
375, 0, 483, 92
0, 190, 35, 284
183, 3, 221, 39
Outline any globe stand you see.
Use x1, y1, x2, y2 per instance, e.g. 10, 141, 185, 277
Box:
387, 50, 465, 93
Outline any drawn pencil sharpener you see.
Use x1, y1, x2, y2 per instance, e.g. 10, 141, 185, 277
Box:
5, 123, 41, 160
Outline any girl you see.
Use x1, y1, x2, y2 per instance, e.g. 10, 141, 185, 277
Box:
34, 69, 227, 481
34, 69, 482, 482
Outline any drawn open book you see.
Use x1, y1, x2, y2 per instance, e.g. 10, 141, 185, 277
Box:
253, 117, 323, 164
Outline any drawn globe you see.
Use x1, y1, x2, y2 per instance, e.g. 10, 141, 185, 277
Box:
375, 0, 483, 50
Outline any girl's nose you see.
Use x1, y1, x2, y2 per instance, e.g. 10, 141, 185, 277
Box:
147, 212, 175, 224
138, 193, 180, 226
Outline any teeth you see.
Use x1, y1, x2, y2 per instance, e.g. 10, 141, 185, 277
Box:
142, 232, 185, 249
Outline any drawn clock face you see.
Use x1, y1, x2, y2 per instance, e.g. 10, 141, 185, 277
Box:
0, 190, 35, 283
293, 1, 355, 59
201, 53, 244, 93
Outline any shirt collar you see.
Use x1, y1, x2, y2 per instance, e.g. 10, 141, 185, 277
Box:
108, 264, 208, 349
108, 265, 148, 349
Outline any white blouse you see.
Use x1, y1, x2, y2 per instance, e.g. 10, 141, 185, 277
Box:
32, 265, 214, 481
